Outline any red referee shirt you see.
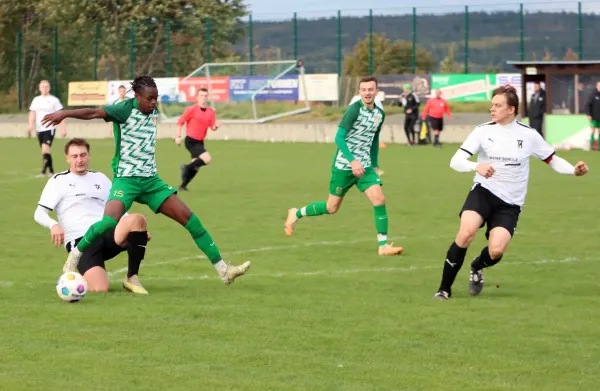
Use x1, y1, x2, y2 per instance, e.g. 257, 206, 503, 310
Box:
177, 105, 216, 141
422, 97, 452, 120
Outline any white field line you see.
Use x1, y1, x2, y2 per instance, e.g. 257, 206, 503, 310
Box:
121, 257, 581, 283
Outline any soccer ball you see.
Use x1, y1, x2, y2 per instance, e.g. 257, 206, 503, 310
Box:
56, 272, 88, 303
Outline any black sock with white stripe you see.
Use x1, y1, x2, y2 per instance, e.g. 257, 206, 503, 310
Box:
47, 153, 54, 174
126, 231, 148, 278
471, 246, 502, 271
439, 241, 468, 295
42, 153, 51, 174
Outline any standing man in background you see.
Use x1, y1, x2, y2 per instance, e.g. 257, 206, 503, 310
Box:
421, 89, 452, 148
528, 82, 546, 138
400, 84, 419, 146
176, 88, 221, 191
585, 81, 600, 151
28, 80, 67, 178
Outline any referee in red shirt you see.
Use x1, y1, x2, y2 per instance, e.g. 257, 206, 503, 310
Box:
421, 89, 452, 148
176, 88, 221, 190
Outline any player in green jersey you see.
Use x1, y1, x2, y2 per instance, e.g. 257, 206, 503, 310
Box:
284, 76, 404, 256
41, 76, 250, 286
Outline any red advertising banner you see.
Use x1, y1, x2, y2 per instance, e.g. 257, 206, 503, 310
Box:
178, 76, 230, 103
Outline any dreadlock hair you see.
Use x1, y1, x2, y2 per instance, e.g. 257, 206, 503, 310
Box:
130, 75, 157, 94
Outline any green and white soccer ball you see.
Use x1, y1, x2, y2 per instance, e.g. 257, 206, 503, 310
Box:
56, 272, 88, 303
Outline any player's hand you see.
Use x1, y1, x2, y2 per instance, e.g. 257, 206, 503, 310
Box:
213, 120, 221, 130
50, 224, 64, 247
41, 111, 66, 127
406, 109, 412, 114
175, 136, 181, 145
476, 163, 495, 179
574, 161, 589, 176
147, 231, 152, 241
587, 116, 592, 121
61, 129, 67, 137
351, 160, 365, 178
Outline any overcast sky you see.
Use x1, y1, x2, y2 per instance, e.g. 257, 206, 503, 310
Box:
244, 0, 586, 20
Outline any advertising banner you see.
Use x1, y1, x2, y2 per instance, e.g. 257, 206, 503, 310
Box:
178, 76, 230, 103
229, 75, 299, 101
298, 74, 339, 101
377, 74, 431, 102
107, 80, 134, 104
431, 74, 496, 102
154, 77, 180, 103
68, 81, 108, 106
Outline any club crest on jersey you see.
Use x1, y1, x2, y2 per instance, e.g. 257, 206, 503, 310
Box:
95, 184, 100, 190
373, 112, 382, 126
517, 140, 523, 148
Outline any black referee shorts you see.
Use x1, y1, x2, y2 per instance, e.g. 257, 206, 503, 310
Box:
459, 183, 521, 240
185, 136, 207, 159
426, 116, 444, 131
66, 228, 125, 275
37, 129, 55, 147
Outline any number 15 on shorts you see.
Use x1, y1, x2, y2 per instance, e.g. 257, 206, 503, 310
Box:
113, 190, 124, 198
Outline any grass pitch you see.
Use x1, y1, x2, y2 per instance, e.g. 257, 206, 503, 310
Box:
0, 138, 598, 391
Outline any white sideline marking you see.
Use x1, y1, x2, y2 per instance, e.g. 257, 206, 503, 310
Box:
112, 257, 581, 283
0, 256, 584, 289
106, 236, 410, 276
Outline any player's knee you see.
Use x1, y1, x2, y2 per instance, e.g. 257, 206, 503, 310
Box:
371, 194, 385, 206
129, 213, 147, 231
200, 153, 211, 165
326, 203, 340, 214
88, 284, 109, 293
456, 229, 477, 247
488, 244, 506, 260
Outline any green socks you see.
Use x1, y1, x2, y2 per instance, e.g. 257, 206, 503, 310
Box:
374, 204, 388, 246
185, 213, 223, 264
76, 215, 118, 252
296, 202, 329, 218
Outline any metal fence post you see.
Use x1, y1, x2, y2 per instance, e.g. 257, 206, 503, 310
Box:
129, 23, 135, 79
93, 24, 99, 80
464, 6, 469, 74
411, 7, 417, 74
337, 10, 342, 77
165, 20, 172, 77
369, 9, 373, 75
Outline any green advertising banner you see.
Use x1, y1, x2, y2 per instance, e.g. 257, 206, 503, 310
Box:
431, 74, 496, 102
545, 115, 592, 150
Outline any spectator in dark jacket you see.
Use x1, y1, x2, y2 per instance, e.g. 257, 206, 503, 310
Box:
585, 81, 600, 151
528, 82, 546, 137
400, 84, 420, 145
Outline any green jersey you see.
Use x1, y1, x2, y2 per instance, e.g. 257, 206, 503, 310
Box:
333, 99, 385, 170
103, 98, 159, 178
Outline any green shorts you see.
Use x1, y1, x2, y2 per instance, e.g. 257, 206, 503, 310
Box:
591, 120, 600, 128
329, 167, 382, 197
107, 175, 177, 213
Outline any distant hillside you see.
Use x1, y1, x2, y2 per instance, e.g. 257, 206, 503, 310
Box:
234, 11, 600, 73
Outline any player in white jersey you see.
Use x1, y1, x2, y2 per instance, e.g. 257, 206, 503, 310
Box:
28, 80, 67, 178
433, 85, 589, 300
34, 138, 150, 294
284, 76, 404, 256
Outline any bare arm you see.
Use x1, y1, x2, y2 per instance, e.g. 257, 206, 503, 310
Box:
41, 108, 107, 128
28, 111, 35, 133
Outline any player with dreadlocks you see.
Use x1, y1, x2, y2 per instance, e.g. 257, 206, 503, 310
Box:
41, 76, 251, 290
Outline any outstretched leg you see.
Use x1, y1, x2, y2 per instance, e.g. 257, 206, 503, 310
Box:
157, 194, 250, 285
363, 184, 403, 255
114, 213, 150, 294
285, 194, 343, 236
64, 199, 125, 273
434, 210, 483, 299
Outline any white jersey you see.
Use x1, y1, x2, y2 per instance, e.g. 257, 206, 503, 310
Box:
460, 120, 555, 207
37, 170, 113, 247
29, 95, 63, 132
350, 95, 384, 109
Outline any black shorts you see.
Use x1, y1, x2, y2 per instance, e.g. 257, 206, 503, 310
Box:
185, 136, 207, 159
427, 116, 444, 131
66, 229, 125, 275
37, 130, 55, 147
459, 183, 521, 239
